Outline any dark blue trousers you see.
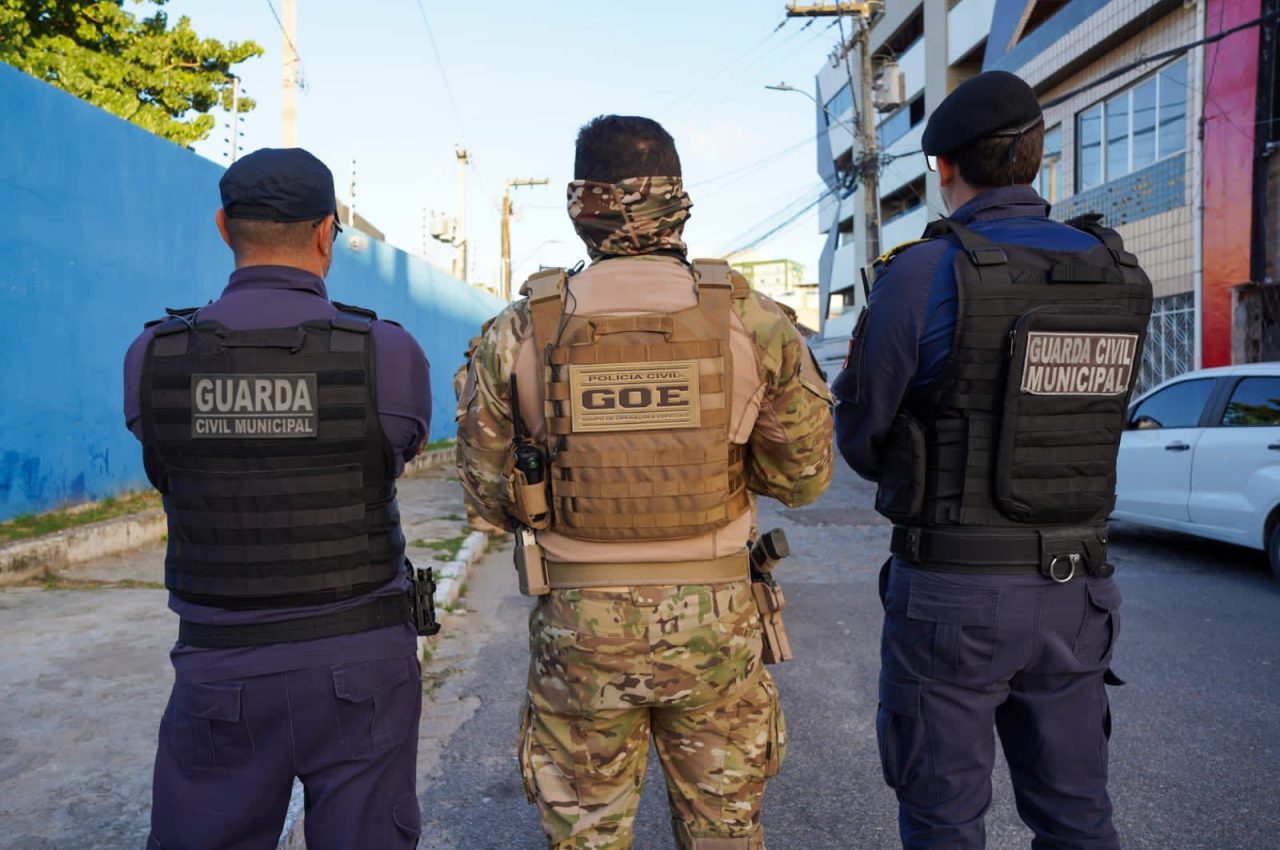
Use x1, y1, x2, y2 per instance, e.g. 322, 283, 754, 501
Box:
878, 560, 1122, 850
147, 655, 422, 850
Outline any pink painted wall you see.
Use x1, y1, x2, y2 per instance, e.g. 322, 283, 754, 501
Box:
1202, 0, 1262, 367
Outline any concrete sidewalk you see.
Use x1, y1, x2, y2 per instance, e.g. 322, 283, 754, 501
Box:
0, 465, 488, 850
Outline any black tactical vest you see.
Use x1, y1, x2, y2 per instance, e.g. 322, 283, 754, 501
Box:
875, 216, 1153, 571
139, 306, 404, 608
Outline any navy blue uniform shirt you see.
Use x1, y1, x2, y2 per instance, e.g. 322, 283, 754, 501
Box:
833, 185, 1100, 480
123, 265, 431, 682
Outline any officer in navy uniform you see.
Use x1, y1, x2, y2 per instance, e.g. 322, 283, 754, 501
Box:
123, 148, 434, 849
833, 72, 1153, 849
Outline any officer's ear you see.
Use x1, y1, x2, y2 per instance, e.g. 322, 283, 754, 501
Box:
315, 216, 334, 260
936, 155, 959, 189
215, 208, 233, 249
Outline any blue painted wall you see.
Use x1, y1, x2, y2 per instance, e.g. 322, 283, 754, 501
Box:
0, 62, 504, 520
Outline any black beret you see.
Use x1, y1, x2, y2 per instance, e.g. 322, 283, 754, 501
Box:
921, 71, 1043, 156
219, 148, 337, 222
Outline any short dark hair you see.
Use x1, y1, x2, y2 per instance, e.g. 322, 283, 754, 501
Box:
948, 122, 1044, 188
574, 115, 682, 183
224, 216, 322, 255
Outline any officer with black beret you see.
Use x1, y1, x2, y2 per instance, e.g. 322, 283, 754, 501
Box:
833, 71, 1153, 849
124, 148, 432, 848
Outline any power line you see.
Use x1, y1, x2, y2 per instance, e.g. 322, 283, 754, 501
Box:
411, 0, 467, 141
720, 182, 833, 255
1041, 9, 1280, 109
689, 133, 819, 191
664, 17, 835, 119
264, 0, 307, 90
724, 185, 837, 257
753, 19, 840, 91
660, 18, 791, 115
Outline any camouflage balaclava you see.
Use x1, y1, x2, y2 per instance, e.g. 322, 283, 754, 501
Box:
566, 176, 693, 261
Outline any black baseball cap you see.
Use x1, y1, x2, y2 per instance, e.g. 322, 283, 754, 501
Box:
219, 147, 337, 221
921, 71, 1044, 156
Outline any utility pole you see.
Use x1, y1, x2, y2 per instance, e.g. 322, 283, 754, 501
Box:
455, 147, 470, 282
500, 178, 550, 301
281, 0, 299, 147
785, 1, 881, 263
347, 158, 356, 227
229, 75, 242, 162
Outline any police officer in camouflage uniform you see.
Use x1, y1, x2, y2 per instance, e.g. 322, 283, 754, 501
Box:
833, 73, 1152, 849
456, 115, 833, 850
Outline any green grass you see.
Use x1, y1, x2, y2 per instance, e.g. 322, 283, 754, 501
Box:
39, 573, 164, 591
410, 533, 469, 561
0, 491, 161, 545
437, 513, 464, 522
423, 438, 456, 452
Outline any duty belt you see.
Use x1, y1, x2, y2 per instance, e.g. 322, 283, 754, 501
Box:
890, 525, 1113, 582
545, 551, 749, 589
177, 593, 412, 648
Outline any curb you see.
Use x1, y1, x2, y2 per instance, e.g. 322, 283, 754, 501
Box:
276, 529, 490, 849
405, 445, 454, 476
0, 448, 457, 585
0, 509, 167, 587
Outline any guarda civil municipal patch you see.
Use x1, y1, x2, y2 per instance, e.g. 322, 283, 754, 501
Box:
191, 374, 319, 438
1020, 332, 1138, 396
567, 360, 701, 433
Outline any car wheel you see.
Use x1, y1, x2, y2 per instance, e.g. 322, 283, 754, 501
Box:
1270, 521, 1280, 584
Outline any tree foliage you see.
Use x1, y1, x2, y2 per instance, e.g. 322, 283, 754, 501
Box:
0, 0, 263, 147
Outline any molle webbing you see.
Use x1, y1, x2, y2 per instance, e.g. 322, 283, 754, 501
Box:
917, 219, 1152, 529
526, 259, 749, 541
140, 312, 403, 608
546, 551, 749, 588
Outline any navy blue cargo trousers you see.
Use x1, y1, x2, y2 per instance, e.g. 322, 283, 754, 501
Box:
878, 560, 1122, 850
146, 655, 422, 850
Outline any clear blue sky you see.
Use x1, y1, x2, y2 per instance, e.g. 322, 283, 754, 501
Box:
168, 0, 842, 290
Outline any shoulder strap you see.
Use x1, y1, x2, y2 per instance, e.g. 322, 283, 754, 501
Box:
329, 303, 374, 353
693, 260, 735, 423
1064, 213, 1140, 268
924, 218, 1009, 267
693, 258, 749, 299
331, 301, 378, 320
146, 307, 201, 357
523, 268, 568, 370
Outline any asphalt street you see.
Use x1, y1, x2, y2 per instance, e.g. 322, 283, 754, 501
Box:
417, 462, 1280, 850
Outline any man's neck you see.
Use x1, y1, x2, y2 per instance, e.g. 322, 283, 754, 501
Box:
233, 254, 326, 278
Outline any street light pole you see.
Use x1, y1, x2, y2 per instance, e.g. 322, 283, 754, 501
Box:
782, 1, 882, 265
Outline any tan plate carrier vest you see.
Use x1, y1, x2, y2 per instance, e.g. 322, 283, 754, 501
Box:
523, 259, 751, 541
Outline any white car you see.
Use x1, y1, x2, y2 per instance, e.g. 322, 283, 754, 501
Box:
1114, 363, 1280, 580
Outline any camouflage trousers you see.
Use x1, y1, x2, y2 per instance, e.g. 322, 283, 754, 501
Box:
519, 581, 786, 850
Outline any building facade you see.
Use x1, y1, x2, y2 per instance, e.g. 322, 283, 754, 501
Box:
730, 256, 823, 329
812, 0, 1275, 389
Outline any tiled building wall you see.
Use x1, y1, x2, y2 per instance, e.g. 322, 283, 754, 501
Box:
1034, 3, 1196, 212
1118, 206, 1195, 300
1028, 2, 1201, 387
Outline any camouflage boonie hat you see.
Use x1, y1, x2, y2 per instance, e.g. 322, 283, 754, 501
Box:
567, 176, 692, 261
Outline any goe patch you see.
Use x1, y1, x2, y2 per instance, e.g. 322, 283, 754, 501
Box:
1020, 332, 1138, 396
567, 360, 701, 433
191, 373, 319, 438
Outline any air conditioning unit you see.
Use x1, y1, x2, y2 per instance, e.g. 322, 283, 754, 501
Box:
874, 61, 905, 113
429, 212, 457, 243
